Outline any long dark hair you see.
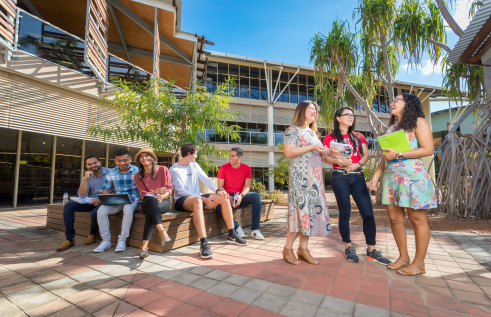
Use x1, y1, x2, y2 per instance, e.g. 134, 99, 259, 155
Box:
136, 153, 159, 180
389, 93, 425, 132
331, 107, 363, 156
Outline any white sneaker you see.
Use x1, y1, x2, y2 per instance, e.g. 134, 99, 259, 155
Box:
115, 241, 126, 252
236, 226, 245, 238
251, 229, 264, 240
93, 241, 111, 253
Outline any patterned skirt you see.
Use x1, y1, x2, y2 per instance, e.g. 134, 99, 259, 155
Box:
381, 159, 437, 209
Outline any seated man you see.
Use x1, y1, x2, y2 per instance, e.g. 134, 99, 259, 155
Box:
217, 147, 264, 240
170, 143, 247, 259
57, 155, 108, 251
93, 149, 140, 253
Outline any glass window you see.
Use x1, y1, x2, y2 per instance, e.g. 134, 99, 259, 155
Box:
84, 140, 106, 168
257, 123, 268, 132
247, 123, 257, 132
108, 144, 125, 168
108, 55, 150, 85
272, 70, 280, 102
129, 147, 140, 165
18, 132, 53, 206
0, 128, 18, 207
279, 72, 289, 103
206, 65, 217, 93
239, 65, 249, 99
229, 64, 239, 97
250, 67, 260, 100
260, 69, 268, 101
372, 95, 379, 113
53, 136, 82, 202
217, 62, 228, 88
290, 84, 298, 104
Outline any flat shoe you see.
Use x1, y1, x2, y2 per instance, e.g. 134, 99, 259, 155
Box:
397, 262, 426, 276
388, 256, 410, 270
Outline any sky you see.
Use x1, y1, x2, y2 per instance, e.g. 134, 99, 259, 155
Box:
181, 0, 473, 112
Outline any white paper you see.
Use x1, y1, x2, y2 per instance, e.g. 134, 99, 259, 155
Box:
70, 197, 95, 204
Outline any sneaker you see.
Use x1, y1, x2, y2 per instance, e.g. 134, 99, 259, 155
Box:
251, 229, 264, 240
227, 234, 248, 246
366, 249, 391, 265
93, 241, 111, 253
115, 241, 126, 252
236, 226, 245, 238
344, 246, 359, 263
200, 243, 214, 259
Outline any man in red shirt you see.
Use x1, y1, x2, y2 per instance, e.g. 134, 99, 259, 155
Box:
217, 147, 264, 239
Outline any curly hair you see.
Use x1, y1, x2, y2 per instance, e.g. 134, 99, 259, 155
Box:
389, 93, 425, 132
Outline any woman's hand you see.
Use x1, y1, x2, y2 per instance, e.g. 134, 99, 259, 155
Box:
345, 163, 360, 172
381, 148, 397, 161
154, 187, 167, 195
369, 172, 381, 191
337, 157, 352, 167
313, 145, 329, 154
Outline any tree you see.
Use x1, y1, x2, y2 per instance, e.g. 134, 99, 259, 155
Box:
266, 144, 289, 186
87, 78, 240, 173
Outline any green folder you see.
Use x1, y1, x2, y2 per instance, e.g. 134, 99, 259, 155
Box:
377, 129, 411, 153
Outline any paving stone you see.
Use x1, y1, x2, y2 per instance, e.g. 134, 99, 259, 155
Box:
280, 300, 319, 317
41, 277, 87, 296
315, 307, 350, 316
354, 303, 390, 317
15, 291, 59, 311
189, 266, 215, 276
154, 268, 183, 280
171, 272, 200, 285
7, 285, 47, 303
206, 281, 240, 297
291, 289, 324, 306
204, 270, 232, 281
229, 286, 262, 304
243, 278, 273, 292
189, 277, 220, 290
223, 274, 251, 286
0, 296, 26, 316
320, 296, 355, 315
267, 283, 297, 300
253, 292, 288, 313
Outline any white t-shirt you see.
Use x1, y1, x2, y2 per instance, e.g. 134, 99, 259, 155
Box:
169, 162, 218, 200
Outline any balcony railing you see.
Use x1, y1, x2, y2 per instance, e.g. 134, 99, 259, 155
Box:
201, 130, 285, 146
14, 9, 185, 94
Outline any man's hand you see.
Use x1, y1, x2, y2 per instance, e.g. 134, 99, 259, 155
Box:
84, 170, 94, 179
216, 190, 229, 199
234, 194, 243, 207
202, 197, 217, 209
89, 199, 101, 206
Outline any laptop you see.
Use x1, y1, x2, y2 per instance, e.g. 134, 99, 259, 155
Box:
98, 194, 132, 205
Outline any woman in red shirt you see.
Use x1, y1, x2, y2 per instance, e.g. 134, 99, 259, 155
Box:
134, 148, 173, 259
323, 107, 390, 265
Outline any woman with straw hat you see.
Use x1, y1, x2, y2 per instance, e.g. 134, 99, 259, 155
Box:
134, 148, 173, 259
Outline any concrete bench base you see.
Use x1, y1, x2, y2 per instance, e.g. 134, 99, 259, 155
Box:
45, 201, 275, 252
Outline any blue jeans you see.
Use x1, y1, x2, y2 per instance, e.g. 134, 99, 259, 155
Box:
63, 201, 100, 241
331, 171, 376, 245
216, 192, 262, 231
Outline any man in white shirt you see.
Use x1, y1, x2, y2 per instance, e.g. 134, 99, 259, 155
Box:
170, 143, 248, 259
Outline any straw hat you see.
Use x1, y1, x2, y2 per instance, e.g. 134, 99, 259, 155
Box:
134, 148, 158, 163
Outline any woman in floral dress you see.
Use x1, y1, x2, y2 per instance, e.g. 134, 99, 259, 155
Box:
283, 100, 332, 265
370, 94, 436, 276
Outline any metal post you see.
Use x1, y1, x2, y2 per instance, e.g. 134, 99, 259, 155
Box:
49, 135, 57, 204
12, 130, 21, 208
268, 152, 274, 192
268, 106, 274, 146
272, 67, 283, 100
105, 143, 109, 168
80, 140, 85, 182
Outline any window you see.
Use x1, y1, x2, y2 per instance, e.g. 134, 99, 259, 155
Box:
279, 72, 289, 103
229, 64, 239, 97
217, 62, 228, 88
53, 137, 82, 202
298, 74, 307, 102
239, 65, 249, 98
206, 65, 217, 93
0, 128, 18, 207
85, 140, 106, 168
250, 67, 260, 100
260, 69, 268, 101
272, 70, 280, 102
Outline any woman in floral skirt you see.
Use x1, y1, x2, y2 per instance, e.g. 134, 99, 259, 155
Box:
369, 93, 436, 276
283, 100, 332, 265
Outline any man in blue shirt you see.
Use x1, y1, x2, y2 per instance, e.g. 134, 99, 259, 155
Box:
93, 149, 140, 253
57, 155, 108, 251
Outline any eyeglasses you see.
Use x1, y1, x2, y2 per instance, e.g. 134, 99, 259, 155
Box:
339, 114, 355, 118
394, 98, 404, 102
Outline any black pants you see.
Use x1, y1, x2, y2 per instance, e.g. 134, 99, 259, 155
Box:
141, 196, 171, 241
332, 171, 376, 245
63, 201, 99, 241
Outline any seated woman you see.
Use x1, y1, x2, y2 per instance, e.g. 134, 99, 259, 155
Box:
134, 148, 172, 259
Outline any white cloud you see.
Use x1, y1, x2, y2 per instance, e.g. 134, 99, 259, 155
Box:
449, 0, 472, 31
399, 57, 445, 76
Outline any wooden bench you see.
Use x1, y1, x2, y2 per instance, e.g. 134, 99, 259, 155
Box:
45, 201, 275, 252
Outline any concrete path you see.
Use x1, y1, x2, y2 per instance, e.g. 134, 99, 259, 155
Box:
0, 207, 490, 316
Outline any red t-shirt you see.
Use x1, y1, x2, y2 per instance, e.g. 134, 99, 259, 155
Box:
323, 132, 367, 169
217, 163, 252, 194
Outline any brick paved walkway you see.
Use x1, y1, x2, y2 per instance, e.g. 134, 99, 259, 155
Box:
1, 207, 491, 317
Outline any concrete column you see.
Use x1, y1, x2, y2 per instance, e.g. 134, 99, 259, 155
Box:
12, 130, 22, 208
420, 93, 436, 181
268, 152, 274, 192
267, 106, 275, 192
105, 143, 109, 168
49, 135, 57, 204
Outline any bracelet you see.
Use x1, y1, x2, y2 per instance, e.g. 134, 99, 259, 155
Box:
357, 162, 363, 169
215, 189, 220, 194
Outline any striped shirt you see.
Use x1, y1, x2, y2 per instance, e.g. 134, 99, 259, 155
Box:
102, 165, 140, 201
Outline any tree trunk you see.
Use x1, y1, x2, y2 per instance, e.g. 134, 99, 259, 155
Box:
379, 32, 394, 103
483, 66, 491, 104
435, 0, 464, 37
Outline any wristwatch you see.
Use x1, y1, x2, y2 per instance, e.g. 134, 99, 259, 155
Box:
396, 151, 404, 160
215, 189, 220, 194
357, 162, 363, 169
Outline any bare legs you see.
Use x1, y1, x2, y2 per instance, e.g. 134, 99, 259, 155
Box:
285, 231, 318, 265
141, 224, 168, 251
387, 205, 430, 274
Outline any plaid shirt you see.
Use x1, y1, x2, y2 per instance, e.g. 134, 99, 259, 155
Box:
102, 165, 140, 201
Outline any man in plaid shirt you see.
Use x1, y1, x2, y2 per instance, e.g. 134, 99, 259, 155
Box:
93, 148, 140, 253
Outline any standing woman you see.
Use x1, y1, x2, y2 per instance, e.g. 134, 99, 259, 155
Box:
283, 100, 332, 265
369, 94, 437, 276
134, 148, 173, 259
323, 107, 390, 265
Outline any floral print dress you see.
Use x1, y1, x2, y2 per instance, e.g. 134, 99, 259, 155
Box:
284, 126, 331, 236
381, 125, 437, 209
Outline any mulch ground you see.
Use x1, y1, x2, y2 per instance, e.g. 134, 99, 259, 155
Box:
276, 200, 491, 234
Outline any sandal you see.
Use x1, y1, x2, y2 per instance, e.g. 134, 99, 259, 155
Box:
159, 229, 171, 246
297, 247, 318, 265
388, 256, 410, 270
397, 262, 426, 276
139, 247, 150, 259
282, 246, 300, 265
